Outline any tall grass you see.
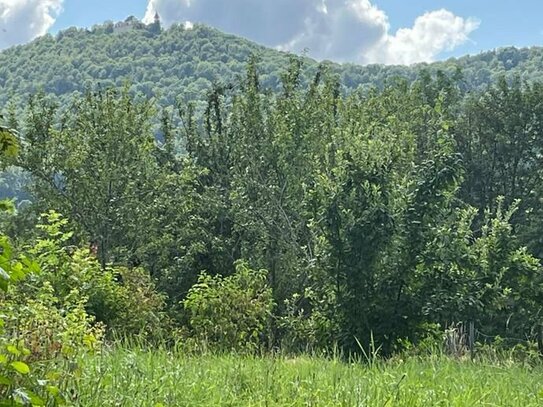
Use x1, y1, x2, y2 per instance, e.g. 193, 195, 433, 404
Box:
57, 345, 543, 406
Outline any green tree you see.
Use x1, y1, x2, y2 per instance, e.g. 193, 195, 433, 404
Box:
18, 89, 158, 267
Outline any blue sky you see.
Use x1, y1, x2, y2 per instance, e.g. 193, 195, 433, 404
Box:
2, 0, 542, 65
50, 0, 148, 33
376, 0, 543, 59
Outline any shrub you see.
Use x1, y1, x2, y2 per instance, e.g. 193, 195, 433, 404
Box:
279, 287, 339, 354
106, 266, 169, 340
2, 282, 103, 361
0, 235, 92, 405
31, 211, 170, 341
183, 260, 274, 353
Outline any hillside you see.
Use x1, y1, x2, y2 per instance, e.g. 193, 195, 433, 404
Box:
1, 19, 543, 108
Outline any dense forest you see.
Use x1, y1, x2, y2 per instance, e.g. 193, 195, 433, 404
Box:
1, 16, 543, 109
1, 19, 543, 405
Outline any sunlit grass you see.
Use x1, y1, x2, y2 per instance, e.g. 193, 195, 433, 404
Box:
58, 346, 543, 406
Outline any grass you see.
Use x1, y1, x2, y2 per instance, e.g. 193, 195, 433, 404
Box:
55, 346, 543, 406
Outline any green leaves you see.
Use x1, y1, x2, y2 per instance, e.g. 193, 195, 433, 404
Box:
184, 260, 275, 353
0, 126, 18, 161
0, 375, 13, 385
2, 52, 543, 362
0, 235, 32, 293
20, 89, 161, 268
10, 361, 30, 375
6, 345, 20, 356
0, 266, 9, 292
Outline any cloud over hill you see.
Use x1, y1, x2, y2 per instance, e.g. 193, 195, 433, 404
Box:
144, 0, 479, 65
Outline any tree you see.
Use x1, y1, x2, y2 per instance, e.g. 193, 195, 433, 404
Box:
18, 89, 159, 267
456, 78, 543, 257
0, 114, 18, 213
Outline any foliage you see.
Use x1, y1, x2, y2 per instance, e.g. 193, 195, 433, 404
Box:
18, 88, 159, 268
0, 213, 100, 405
279, 287, 339, 353
183, 261, 275, 352
2, 57, 543, 358
416, 198, 543, 338
0, 115, 19, 214
14, 88, 207, 315
0, 127, 17, 167
30, 211, 169, 341
1, 20, 543, 110
0, 209, 166, 404
455, 79, 543, 258
0, 114, 68, 406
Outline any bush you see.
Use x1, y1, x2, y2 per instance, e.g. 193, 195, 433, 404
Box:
30, 211, 170, 341
417, 199, 543, 341
106, 266, 169, 340
279, 287, 339, 354
2, 282, 103, 361
0, 235, 94, 405
183, 260, 274, 353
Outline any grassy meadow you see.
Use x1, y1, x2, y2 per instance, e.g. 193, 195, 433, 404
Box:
57, 347, 543, 406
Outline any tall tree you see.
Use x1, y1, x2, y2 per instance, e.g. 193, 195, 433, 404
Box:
18, 89, 158, 266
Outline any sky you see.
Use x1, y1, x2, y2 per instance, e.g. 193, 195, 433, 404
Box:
0, 0, 541, 65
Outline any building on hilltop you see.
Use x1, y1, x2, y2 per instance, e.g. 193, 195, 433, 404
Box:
113, 14, 161, 35
113, 16, 146, 34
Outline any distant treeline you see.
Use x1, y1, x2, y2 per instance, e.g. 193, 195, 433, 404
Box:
1, 20, 543, 109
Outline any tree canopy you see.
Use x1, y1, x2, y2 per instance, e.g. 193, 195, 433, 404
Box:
2, 58, 542, 355
1, 20, 543, 110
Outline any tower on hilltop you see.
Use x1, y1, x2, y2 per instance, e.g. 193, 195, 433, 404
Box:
150, 11, 161, 34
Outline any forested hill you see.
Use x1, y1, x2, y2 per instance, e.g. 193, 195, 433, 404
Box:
1, 19, 543, 108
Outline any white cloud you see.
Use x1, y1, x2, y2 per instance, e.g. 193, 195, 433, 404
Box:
277, 0, 390, 62
0, 0, 63, 49
368, 9, 480, 65
144, 0, 479, 65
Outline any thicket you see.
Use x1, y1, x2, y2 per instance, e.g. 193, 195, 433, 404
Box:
1, 57, 543, 385
0, 118, 166, 404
